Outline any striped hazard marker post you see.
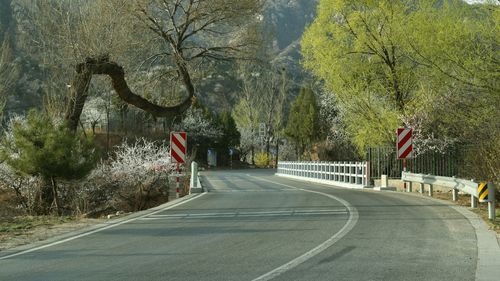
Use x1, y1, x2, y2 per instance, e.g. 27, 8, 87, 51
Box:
397, 128, 413, 192
478, 182, 489, 202
170, 132, 187, 199
478, 182, 496, 221
397, 128, 413, 159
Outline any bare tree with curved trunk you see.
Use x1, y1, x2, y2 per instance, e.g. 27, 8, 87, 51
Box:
65, 55, 194, 132
17, 0, 262, 131
65, 0, 262, 132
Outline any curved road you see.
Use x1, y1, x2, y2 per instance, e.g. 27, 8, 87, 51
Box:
0, 169, 483, 280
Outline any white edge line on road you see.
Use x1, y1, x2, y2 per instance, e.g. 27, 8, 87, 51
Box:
0, 193, 207, 260
138, 211, 348, 220
249, 176, 359, 281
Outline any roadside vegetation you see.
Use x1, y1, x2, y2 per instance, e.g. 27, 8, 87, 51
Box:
301, 0, 499, 183
0, 216, 73, 235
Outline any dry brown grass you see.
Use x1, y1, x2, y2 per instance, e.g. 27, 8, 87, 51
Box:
0, 215, 103, 251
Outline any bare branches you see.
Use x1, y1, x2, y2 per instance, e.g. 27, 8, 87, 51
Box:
138, 0, 262, 64
0, 37, 19, 115
65, 56, 193, 131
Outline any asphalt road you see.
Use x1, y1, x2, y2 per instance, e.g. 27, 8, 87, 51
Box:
0, 169, 479, 281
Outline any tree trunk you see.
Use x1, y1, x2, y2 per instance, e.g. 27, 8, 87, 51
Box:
12, 179, 29, 213
275, 139, 279, 168
251, 146, 255, 165
265, 136, 271, 166
91, 122, 97, 135
65, 65, 92, 132
106, 104, 110, 153
65, 56, 194, 132
50, 176, 60, 215
34, 180, 54, 215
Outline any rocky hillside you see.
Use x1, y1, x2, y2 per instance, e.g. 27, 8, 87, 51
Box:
264, 0, 318, 76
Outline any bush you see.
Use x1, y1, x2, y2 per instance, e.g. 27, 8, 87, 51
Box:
0, 163, 41, 216
255, 152, 270, 168
78, 138, 173, 214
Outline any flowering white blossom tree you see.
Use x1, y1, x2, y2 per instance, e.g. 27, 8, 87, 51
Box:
109, 138, 173, 181
81, 96, 108, 134
82, 138, 174, 212
0, 163, 40, 214
318, 92, 349, 145
175, 107, 222, 140
400, 113, 457, 156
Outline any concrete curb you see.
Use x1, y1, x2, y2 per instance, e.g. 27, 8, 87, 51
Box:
0, 192, 205, 259
198, 174, 210, 193
276, 173, 367, 189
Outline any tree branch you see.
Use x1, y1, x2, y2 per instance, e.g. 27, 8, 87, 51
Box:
65, 56, 193, 132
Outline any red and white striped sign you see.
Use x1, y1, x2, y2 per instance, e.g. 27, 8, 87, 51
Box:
397, 128, 413, 159
170, 132, 187, 164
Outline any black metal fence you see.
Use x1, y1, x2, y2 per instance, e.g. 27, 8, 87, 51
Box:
367, 147, 468, 180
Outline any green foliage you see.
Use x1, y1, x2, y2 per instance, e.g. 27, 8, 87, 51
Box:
302, 0, 500, 157
254, 152, 270, 168
1, 110, 97, 181
285, 87, 320, 157
301, 0, 416, 151
232, 98, 259, 133
404, 1, 499, 180
302, 0, 416, 110
217, 111, 241, 148
406, 1, 499, 95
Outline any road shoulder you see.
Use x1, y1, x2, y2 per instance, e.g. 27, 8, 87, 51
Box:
0, 193, 205, 259
381, 190, 500, 281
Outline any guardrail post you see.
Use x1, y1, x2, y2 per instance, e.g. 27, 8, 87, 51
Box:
471, 195, 477, 208
191, 161, 198, 189
365, 161, 370, 187
428, 184, 433, 197
407, 181, 413, 192
487, 183, 496, 221
452, 188, 458, 201
381, 175, 388, 188
419, 183, 424, 194
189, 161, 203, 194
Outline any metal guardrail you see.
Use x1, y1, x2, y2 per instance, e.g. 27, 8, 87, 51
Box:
402, 172, 478, 197
402, 172, 496, 221
277, 161, 370, 188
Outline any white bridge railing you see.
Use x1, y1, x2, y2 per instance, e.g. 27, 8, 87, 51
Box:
276, 161, 370, 188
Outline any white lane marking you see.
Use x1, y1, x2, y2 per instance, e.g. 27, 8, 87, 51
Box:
149, 214, 187, 217
211, 189, 298, 193
138, 209, 348, 220
239, 210, 292, 215
249, 176, 359, 281
238, 213, 285, 217
0, 193, 207, 260
207, 179, 249, 182
294, 212, 348, 216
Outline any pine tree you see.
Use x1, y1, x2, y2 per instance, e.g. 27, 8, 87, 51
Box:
1, 110, 98, 214
218, 111, 241, 148
285, 87, 319, 159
